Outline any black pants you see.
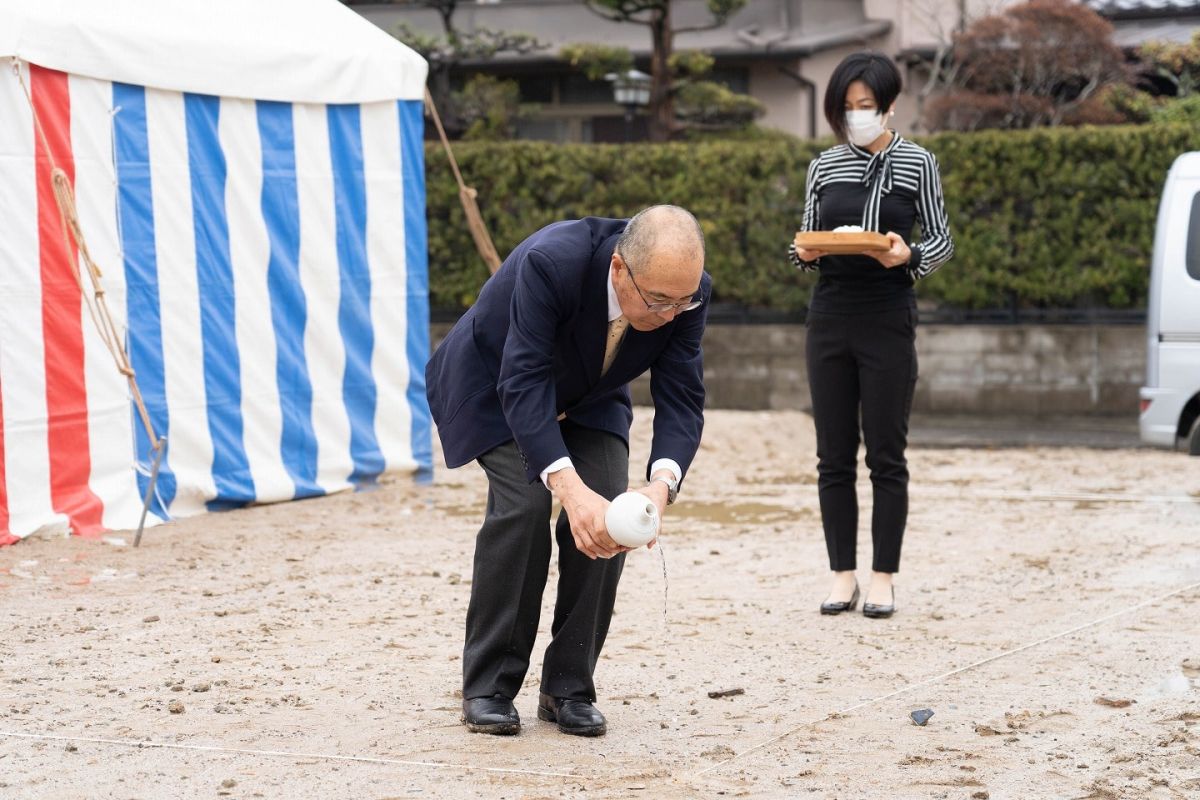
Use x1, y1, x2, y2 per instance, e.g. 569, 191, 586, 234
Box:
462, 422, 629, 703
806, 308, 918, 574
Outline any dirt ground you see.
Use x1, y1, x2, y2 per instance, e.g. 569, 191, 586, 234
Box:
2, 409, 1198, 800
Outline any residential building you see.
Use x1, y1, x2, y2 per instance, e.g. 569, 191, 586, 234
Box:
347, 0, 1200, 140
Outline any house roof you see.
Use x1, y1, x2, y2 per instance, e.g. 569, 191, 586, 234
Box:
1084, 0, 1200, 19
1083, 0, 1200, 47
458, 20, 895, 67
1110, 17, 1200, 47
356, 0, 891, 65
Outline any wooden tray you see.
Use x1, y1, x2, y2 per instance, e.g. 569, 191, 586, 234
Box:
794, 231, 891, 254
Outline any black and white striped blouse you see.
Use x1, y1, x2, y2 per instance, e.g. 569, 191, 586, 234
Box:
791, 134, 954, 312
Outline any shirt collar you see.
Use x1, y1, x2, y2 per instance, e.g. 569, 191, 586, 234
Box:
606, 267, 623, 322
848, 130, 902, 159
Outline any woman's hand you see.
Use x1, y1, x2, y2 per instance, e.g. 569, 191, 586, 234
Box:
789, 243, 827, 267
795, 246, 828, 262
870, 231, 912, 268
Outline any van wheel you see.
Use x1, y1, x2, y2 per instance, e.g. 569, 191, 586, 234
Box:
1191, 418, 1200, 456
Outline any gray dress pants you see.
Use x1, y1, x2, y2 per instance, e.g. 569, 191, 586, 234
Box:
462, 420, 629, 703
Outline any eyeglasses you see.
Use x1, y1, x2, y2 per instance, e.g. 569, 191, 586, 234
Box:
622, 257, 703, 313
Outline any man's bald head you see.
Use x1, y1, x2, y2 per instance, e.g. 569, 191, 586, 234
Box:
615, 205, 705, 278
610, 205, 705, 331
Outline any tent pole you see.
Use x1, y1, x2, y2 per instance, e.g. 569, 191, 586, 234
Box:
424, 89, 503, 273
134, 436, 167, 547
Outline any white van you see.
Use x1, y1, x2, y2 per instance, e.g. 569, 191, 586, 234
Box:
1140, 151, 1200, 455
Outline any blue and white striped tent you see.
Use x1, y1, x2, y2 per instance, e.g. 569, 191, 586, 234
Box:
0, 0, 432, 542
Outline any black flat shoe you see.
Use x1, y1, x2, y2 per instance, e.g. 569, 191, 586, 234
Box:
462, 694, 520, 735
862, 587, 896, 619
820, 584, 860, 615
537, 693, 607, 737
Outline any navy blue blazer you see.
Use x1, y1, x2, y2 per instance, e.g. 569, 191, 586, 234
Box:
426, 217, 710, 484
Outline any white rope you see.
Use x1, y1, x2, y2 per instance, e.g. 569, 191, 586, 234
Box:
690, 578, 1200, 778
917, 487, 1199, 505
0, 730, 581, 779
3, 588, 1195, 786
711, 489, 1196, 515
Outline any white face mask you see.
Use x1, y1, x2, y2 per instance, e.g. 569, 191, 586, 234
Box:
845, 109, 886, 147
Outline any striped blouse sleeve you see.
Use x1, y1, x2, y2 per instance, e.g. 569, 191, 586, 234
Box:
908, 152, 954, 281
788, 155, 822, 272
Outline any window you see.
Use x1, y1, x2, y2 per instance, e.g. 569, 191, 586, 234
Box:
517, 75, 555, 104
590, 115, 648, 143
560, 73, 613, 105
706, 67, 750, 95
516, 117, 569, 142
1188, 190, 1200, 281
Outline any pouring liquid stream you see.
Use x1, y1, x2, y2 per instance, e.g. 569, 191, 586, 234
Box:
655, 538, 668, 632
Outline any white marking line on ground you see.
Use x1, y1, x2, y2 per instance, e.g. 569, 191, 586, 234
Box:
690, 578, 1200, 779
2, 561, 1194, 788
0, 730, 581, 780
918, 488, 1198, 505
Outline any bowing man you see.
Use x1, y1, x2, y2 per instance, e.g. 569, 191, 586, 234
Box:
426, 205, 710, 737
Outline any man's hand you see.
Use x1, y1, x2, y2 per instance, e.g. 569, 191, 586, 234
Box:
631, 477, 670, 550
548, 468, 628, 559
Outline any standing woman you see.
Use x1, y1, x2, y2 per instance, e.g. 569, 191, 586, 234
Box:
789, 52, 954, 618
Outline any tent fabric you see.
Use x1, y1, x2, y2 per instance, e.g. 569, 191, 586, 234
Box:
0, 0, 428, 104
0, 62, 432, 543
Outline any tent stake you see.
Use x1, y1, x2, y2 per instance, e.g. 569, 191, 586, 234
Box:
134, 437, 167, 547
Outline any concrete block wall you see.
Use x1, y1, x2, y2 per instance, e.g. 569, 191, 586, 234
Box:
912, 326, 1143, 416
431, 322, 1146, 415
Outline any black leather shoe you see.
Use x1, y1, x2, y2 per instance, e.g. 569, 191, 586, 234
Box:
537, 693, 607, 737
862, 587, 896, 619
820, 583, 860, 615
462, 695, 520, 735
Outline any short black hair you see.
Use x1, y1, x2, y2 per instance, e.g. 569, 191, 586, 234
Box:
823, 52, 902, 142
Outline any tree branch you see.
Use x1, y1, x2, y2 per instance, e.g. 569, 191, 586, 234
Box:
583, 0, 657, 26
673, 20, 725, 35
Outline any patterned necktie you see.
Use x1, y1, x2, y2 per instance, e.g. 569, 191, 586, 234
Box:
601, 316, 630, 376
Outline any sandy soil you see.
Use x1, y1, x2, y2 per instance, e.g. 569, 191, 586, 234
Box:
1, 409, 1198, 800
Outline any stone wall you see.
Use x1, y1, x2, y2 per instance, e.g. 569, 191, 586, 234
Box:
429, 323, 1146, 415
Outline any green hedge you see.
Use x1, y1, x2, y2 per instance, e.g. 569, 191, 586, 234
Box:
425, 124, 1200, 311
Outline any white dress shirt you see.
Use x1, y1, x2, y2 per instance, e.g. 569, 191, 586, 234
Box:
539, 269, 683, 490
